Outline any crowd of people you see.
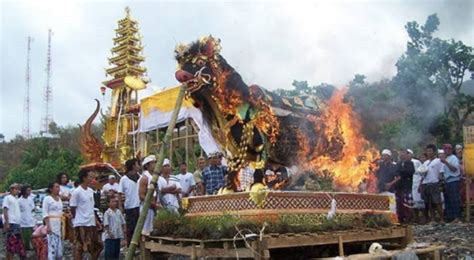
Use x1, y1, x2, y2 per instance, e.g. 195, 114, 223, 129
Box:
375, 143, 465, 224
2, 144, 466, 259
1, 151, 287, 260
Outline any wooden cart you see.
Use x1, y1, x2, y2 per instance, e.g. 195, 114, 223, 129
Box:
142, 225, 419, 259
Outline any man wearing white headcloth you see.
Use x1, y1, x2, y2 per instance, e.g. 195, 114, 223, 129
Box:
375, 149, 399, 193
158, 159, 182, 213
138, 155, 159, 235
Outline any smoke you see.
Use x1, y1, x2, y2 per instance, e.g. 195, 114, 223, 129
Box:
347, 74, 449, 155
436, 0, 473, 38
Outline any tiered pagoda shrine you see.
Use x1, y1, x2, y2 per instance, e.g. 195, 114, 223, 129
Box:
102, 7, 149, 168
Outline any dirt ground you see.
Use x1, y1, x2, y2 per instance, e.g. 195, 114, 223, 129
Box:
413, 222, 474, 259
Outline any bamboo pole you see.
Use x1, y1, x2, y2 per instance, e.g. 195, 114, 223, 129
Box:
185, 119, 189, 166
166, 134, 198, 142
466, 177, 471, 222
125, 85, 186, 260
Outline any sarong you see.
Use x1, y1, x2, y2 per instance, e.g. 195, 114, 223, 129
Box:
47, 233, 63, 259
31, 236, 47, 260
5, 223, 26, 257
74, 226, 103, 257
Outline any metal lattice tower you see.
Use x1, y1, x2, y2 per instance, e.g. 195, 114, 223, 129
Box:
41, 29, 53, 133
22, 36, 33, 138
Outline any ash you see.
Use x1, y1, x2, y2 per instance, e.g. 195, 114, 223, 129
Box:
414, 222, 474, 259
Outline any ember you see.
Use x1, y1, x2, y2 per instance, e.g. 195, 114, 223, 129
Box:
298, 88, 379, 191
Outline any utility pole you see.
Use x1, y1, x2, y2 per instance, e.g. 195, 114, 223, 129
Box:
22, 36, 33, 138
41, 29, 53, 134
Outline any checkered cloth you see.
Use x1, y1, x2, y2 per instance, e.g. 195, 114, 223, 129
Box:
202, 165, 225, 195
239, 167, 254, 191
396, 190, 414, 223
444, 180, 462, 221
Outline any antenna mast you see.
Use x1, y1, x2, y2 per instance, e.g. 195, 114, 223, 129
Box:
22, 36, 32, 138
41, 29, 53, 133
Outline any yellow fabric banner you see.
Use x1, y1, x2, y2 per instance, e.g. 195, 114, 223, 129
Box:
140, 86, 193, 116
464, 144, 474, 176
464, 126, 474, 176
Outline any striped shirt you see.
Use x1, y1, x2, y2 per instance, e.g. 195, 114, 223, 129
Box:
103, 208, 125, 239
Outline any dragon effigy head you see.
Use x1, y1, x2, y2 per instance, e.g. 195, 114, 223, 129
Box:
175, 36, 222, 94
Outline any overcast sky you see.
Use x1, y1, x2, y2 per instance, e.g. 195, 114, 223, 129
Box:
1, 0, 473, 140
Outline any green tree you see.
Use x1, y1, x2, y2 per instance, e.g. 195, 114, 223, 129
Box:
1, 142, 83, 190
349, 74, 368, 88
395, 13, 474, 142
0, 124, 89, 190
48, 121, 59, 134
274, 80, 335, 101
347, 78, 419, 149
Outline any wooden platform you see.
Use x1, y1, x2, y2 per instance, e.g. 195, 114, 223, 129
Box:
142, 225, 416, 259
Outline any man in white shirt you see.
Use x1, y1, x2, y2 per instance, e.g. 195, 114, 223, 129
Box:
158, 159, 182, 213
102, 175, 120, 194
420, 144, 444, 223
2, 183, 26, 260
176, 162, 196, 197
193, 157, 207, 195
70, 169, 103, 260
407, 149, 424, 223
441, 144, 462, 222
118, 158, 141, 246
138, 155, 159, 235
18, 185, 35, 251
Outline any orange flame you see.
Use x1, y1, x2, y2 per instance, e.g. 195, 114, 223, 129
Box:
299, 88, 379, 192
212, 68, 279, 145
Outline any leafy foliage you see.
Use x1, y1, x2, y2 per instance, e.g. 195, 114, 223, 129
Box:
0, 124, 92, 191
393, 13, 473, 143
152, 210, 392, 239
274, 80, 336, 101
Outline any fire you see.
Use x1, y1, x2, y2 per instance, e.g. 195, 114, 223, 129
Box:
299, 88, 379, 191
211, 68, 279, 144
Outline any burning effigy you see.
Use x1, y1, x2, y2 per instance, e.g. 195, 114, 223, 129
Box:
174, 36, 378, 192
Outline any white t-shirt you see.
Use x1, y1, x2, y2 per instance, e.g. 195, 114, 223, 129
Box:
411, 159, 423, 203
422, 158, 443, 184
139, 171, 158, 201
158, 176, 181, 211
412, 159, 422, 172
118, 175, 140, 209
141, 171, 153, 186
70, 186, 96, 227
59, 185, 72, 198
18, 197, 36, 227
60, 185, 73, 209
176, 172, 196, 196
102, 183, 120, 194
2, 195, 21, 225
42, 196, 63, 235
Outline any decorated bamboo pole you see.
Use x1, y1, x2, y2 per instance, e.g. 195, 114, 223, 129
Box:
463, 126, 474, 222
126, 85, 186, 260
185, 118, 189, 166
466, 177, 471, 222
